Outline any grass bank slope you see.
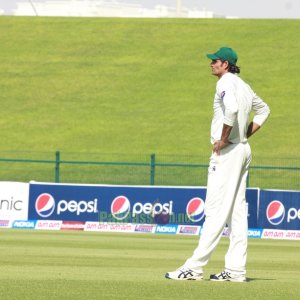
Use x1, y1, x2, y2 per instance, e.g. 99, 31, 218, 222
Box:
0, 17, 299, 160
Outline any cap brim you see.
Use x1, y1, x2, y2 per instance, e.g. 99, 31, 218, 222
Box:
207, 53, 219, 60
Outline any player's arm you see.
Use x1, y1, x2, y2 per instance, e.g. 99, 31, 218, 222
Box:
250, 94, 270, 135
246, 121, 261, 138
213, 80, 237, 154
213, 124, 233, 155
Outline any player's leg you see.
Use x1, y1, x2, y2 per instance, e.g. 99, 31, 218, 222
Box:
224, 143, 251, 275
183, 144, 246, 271
165, 152, 224, 280
210, 143, 251, 282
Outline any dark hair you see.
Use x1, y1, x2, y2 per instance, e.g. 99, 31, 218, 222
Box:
228, 64, 240, 74
221, 60, 240, 74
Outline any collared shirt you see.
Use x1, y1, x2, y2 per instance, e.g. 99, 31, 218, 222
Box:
210, 72, 270, 144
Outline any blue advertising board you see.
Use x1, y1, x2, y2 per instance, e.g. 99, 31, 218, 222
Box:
258, 190, 300, 230
28, 183, 259, 227
246, 188, 259, 228
29, 183, 100, 221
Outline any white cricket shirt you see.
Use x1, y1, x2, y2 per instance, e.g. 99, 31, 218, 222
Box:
210, 72, 270, 144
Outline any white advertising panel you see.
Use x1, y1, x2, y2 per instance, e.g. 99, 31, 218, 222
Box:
0, 182, 29, 221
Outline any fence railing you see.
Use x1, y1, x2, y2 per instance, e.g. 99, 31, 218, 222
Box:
0, 151, 299, 190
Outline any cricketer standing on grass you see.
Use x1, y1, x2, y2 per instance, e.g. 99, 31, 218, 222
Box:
165, 47, 270, 282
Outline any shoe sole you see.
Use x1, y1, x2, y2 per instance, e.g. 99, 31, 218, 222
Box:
210, 278, 246, 282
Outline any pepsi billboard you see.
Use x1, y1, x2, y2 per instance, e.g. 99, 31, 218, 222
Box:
106, 189, 207, 225
258, 190, 300, 230
29, 183, 100, 221
28, 183, 207, 224
28, 183, 259, 227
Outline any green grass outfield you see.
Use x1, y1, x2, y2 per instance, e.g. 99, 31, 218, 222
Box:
0, 229, 299, 300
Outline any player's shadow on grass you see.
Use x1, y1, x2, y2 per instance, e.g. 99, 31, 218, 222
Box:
247, 278, 276, 282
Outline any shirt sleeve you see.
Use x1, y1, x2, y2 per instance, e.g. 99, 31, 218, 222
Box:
217, 78, 238, 126
251, 93, 270, 126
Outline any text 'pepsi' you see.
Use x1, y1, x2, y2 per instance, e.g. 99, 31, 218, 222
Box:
57, 199, 98, 215
287, 208, 300, 223
132, 201, 173, 217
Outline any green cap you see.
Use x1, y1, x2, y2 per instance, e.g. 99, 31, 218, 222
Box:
207, 47, 238, 65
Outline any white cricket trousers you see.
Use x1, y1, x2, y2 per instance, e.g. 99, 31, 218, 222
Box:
184, 142, 252, 275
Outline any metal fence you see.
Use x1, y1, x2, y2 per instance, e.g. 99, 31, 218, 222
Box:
0, 151, 299, 190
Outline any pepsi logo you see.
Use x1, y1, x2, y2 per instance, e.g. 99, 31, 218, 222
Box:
111, 196, 130, 220
266, 200, 285, 225
186, 197, 205, 222
35, 193, 56, 218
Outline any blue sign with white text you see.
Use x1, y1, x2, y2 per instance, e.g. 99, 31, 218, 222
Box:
28, 183, 259, 227
12, 220, 36, 229
155, 224, 178, 234
258, 190, 300, 230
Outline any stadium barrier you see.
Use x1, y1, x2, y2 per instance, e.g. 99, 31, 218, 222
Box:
0, 151, 299, 189
0, 181, 299, 240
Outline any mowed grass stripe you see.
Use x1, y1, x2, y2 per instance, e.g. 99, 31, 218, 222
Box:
0, 229, 299, 299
